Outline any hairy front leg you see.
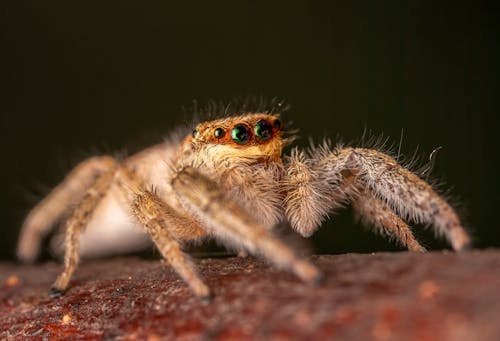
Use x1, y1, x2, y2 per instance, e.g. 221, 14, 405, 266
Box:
50, 164, 117, 297
17, 156, 117, 263
131, 190, 211, 299
172, 167, 321, 283
284, 148, 349, 237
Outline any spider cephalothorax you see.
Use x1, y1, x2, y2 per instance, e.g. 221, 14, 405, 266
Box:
17, 107, 471, 299
185, 113, 286, 165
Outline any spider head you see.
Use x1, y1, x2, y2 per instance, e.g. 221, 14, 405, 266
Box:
187, 113, 286, 163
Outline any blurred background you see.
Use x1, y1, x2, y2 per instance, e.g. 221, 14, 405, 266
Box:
3, 1, 498, 261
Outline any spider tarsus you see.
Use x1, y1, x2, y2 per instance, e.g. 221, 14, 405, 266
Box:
16, 250, 37, 264
16, 232, 40, 264
408, 244, 427, 253
48, 286, 65, 298
295, 260, 322, 284
457, 241, 473, 252
199, 293, 213, 303
311, 270, 325, 286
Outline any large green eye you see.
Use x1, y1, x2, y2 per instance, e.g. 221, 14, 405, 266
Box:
254, 120, 273, 141
231, 124, 251, 145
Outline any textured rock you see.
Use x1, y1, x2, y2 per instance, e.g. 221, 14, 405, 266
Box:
1, 251, 499, 340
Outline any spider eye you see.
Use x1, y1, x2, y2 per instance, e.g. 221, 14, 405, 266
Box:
192, 129, 198, 138
254, 120, 273, 141
214, 127, 225, 139
273, 119, 282, 130
231, 124, 251, 145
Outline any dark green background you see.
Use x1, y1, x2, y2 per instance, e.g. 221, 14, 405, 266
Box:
3, 2, 498, 260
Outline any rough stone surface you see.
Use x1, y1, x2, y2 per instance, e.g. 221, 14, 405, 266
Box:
1, 251, 499, 340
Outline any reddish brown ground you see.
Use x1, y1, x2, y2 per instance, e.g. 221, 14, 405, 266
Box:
1, 251, 499, 340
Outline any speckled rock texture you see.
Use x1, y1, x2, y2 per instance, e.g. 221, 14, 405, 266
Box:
1, 251, 499, 340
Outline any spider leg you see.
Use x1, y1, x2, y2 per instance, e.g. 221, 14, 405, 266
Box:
172, 167, 321, 283
352, 189, 426, 252
131, 190, 211, 299
284, 148, 349, 237
313, 146, 470, 251
17, 156, 117, 263
50, 162, 117, 297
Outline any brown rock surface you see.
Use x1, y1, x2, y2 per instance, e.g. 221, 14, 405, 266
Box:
1, 251, 499, 340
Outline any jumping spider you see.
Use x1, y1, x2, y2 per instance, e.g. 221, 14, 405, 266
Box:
17, 104, 471, 299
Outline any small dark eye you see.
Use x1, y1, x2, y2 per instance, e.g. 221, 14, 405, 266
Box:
214, 127, 225, 139
192, 129, 197, 138
273, 119, 282, 130
254, 120, 273, 141
231, 124, 251, 145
